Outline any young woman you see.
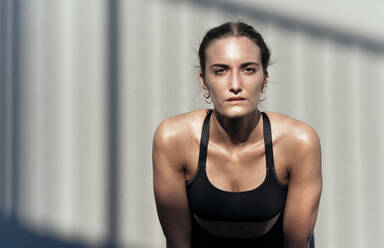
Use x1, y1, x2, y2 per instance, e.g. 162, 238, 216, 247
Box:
152, 21, 322, 248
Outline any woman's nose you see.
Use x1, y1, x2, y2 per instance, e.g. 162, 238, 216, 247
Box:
229, 72, 242, 94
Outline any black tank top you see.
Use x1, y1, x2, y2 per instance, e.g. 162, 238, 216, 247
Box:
186, 109, 288, 247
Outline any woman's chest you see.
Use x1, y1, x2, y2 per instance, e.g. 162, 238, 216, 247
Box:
184, 141, 289, 190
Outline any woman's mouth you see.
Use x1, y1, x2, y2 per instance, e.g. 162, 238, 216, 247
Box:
226, 97, 246, 102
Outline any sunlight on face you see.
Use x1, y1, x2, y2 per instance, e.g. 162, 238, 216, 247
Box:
201, 36, 267, 118
207, 37, 259, 64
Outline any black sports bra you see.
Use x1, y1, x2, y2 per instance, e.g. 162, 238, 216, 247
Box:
186, 109, 288, 222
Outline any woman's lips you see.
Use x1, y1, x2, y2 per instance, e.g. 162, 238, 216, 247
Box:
226, 97, 246, 103
226, 97, 246, 101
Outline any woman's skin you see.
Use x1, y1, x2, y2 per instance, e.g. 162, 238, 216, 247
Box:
153, 36, 322, 248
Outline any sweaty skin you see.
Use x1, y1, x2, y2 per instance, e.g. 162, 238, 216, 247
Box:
153, 36, 322, 248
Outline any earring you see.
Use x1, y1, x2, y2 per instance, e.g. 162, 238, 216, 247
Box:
203, 92, 212, 104
259, 92, 266, 102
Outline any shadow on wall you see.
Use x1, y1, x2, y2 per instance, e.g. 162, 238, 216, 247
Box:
0, 214, 315, 248
0, 0, 123, 246
0, 216, 89, 248
166, 0, 384, 53
0, 216, 150, 248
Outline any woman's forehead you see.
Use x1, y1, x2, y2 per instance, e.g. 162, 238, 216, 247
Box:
205, 36, 261, 64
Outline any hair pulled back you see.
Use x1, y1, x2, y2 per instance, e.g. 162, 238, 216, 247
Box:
198, 21, 270, 78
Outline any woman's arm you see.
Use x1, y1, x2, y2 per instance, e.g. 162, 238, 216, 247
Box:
283, 124, 322, 248
152, 119, 192, 248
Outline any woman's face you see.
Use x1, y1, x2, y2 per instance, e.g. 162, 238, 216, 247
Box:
201, 36, 267, 118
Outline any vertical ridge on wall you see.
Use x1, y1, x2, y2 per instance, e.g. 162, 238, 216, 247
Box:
328, 40, 357, 248
137, 0, 164, 245
19, 0, 46, 229
55, 0, 76, 237
178, 0, 197, 113
119, 0, 138, 245
106, 0, 120, 246
316, 37, 333, 247
358, 51, 384, 247
377, 57, 384, 247
38, 0, 76, 237
266, 27, 296, 114
0, 0, 8, 217
70, 0, 108, 244
10, 0, 21, 221
120, 0, 163, 246
291, 30, 305, 118
16, 0, 109, 245
147, 1, 170, 246
349, 45, 364, 248
2, 0, 15, 218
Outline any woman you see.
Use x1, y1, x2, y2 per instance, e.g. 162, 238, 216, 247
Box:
152, 21, 322, 248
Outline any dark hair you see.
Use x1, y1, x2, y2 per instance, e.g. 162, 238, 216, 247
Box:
198, 21, 271, 77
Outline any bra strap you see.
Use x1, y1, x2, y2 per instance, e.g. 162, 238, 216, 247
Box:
198, 109, 213, 166
262, 112, 275, 170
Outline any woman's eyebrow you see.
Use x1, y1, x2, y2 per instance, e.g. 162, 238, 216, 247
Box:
209, 62, 260, 70
209, 64, 230, 69
240, 62, 260, 68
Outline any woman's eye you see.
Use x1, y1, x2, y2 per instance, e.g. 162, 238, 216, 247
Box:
244, 67, 256, 73
214, 69, 226, 75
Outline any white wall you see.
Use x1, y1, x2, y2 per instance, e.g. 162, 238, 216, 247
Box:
1, 0, 384, 247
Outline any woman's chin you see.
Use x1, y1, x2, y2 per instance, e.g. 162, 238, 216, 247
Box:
215, 106, 257, 119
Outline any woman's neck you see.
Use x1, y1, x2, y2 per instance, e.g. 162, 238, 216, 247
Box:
210, 109, 263, 147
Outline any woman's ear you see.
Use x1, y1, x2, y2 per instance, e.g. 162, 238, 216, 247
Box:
262, 70, 269, 93
200, 72, 209, 92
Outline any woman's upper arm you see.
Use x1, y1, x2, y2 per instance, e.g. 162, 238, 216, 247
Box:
283, 124, 322, 248
152, 119, 191, 247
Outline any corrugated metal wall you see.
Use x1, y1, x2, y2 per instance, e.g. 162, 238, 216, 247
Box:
1, 0, 383, 247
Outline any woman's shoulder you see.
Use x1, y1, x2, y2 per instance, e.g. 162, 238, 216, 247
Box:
265, 112, 322, 183
265, 111, 320, 152
153, 109, 209, 149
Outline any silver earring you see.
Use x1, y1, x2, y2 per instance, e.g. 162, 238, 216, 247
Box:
259, 92, 266, 102
203, 92, 212, 104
